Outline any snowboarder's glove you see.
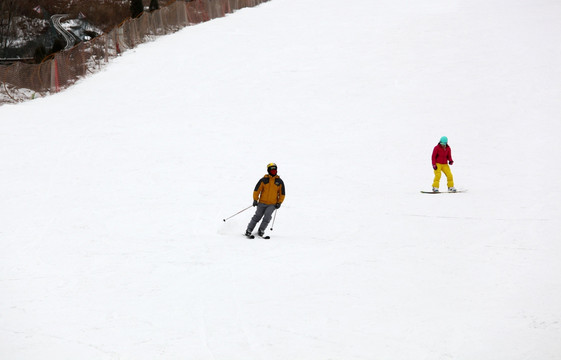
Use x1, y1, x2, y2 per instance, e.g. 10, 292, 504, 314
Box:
449, 161, 454, 165
275, 203, 281, 209
433, 165, 437, 170
253, 200, 258, 207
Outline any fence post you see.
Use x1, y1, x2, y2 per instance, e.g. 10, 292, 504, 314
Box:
181, 1, 188, 26
50, 59, 60, 93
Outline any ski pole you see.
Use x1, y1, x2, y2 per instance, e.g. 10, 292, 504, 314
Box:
223, 205, 253, 222
270, 209, 278, 231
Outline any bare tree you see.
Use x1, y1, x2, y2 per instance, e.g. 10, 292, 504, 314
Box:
0, 0, 20, 54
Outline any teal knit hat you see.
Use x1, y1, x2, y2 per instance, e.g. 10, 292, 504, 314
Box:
440, 136, 448, 144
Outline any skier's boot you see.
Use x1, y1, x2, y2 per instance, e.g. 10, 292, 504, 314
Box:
245, 229, 252, 237
432, 187, 439, 192
448, 187, 457, 192
258, 230, 265, 237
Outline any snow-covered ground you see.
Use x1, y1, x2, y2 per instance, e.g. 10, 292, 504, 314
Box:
1, 0, 561, 359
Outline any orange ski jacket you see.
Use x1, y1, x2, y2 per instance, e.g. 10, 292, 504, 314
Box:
253, 174, 285, 205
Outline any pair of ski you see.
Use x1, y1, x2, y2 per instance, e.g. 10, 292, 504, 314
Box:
245, 233, 270, 239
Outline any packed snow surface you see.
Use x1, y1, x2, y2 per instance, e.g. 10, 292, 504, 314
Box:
1, 0, 561, 359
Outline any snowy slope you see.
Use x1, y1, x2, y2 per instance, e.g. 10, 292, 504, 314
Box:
1, 0, 561, 359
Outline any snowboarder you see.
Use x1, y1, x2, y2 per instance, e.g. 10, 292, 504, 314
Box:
431, 136, 456, 192
245, 163, 285, 238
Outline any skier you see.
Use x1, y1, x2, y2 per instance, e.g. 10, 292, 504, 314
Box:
431, 136, 456, 192
245, 163, 285, 238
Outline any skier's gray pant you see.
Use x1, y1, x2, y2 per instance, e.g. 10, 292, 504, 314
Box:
247, 203, 276, 233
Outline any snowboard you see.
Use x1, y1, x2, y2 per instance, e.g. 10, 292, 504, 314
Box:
420, 189, 467, 194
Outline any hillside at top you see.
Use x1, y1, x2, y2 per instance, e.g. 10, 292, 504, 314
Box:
1, 0, 129, 59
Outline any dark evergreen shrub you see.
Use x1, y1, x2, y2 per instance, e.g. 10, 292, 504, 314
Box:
33, 43, 47, 63
149, 0, 159, 12
130, 0, 144, 18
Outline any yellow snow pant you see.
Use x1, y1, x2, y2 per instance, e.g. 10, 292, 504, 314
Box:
433, 164, 454, 189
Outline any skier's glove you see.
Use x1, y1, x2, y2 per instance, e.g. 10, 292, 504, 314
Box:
433, 165, 437, 170
253, 200, 258, 207
275, 203, 281, 209
449, 161, 454, 165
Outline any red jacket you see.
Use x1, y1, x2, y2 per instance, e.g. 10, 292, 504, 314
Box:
432, 143, 453, 166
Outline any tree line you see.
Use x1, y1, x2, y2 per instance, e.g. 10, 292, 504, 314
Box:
1, 0, 160, 59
